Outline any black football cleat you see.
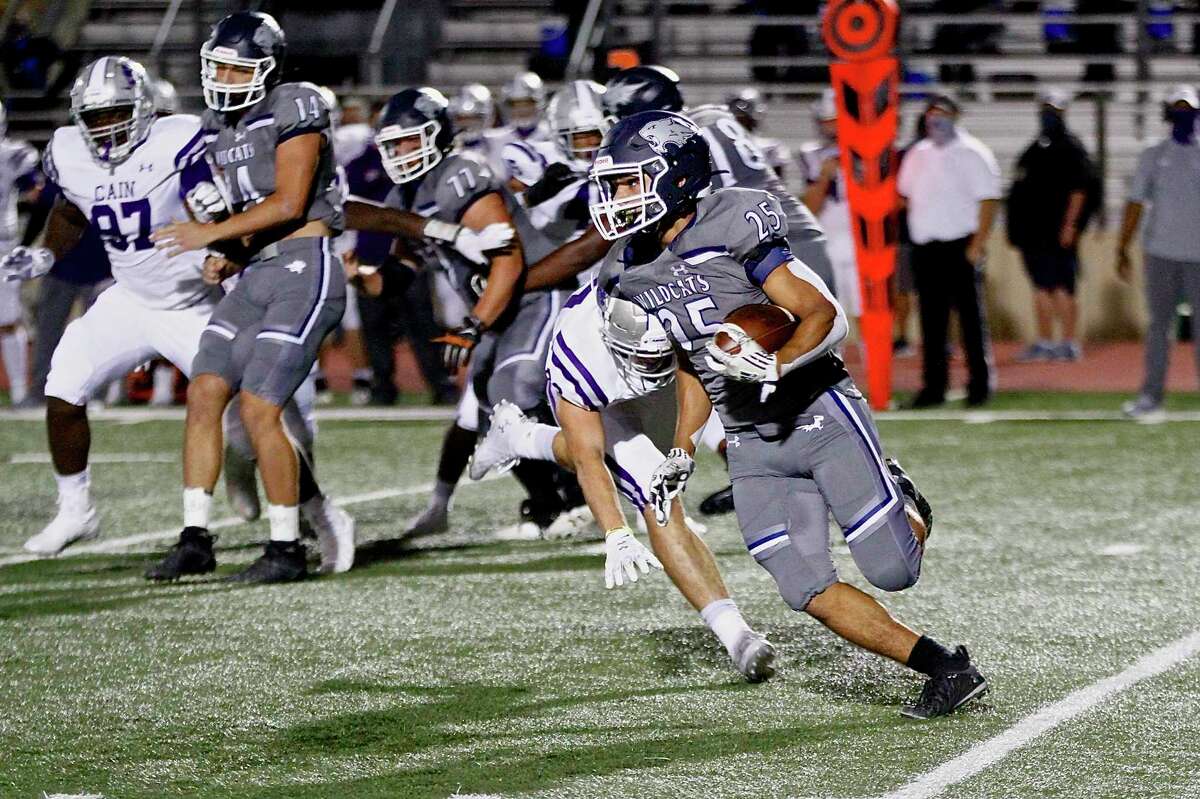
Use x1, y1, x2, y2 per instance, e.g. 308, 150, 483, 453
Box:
901, 646, 988, 720
145, 527, 217, 581
520, 497, 565, 531
887, 458, 933, 539
699, 485, 736, 515
225, 540, 309, 584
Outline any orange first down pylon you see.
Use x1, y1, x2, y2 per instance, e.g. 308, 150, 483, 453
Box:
822, 0, 901, 410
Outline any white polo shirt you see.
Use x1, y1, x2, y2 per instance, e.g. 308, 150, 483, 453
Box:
898, 129, 1002, 245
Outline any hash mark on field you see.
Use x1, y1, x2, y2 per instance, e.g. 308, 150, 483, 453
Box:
1100, 543, 1145, 557
871, 629, 1200, 799
0, 473, 505, 568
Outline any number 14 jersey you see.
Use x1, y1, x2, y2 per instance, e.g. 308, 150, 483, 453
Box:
44, 114, 216, 310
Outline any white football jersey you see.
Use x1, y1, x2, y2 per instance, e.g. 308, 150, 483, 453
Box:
483, 122, 551, 179
546, 281, 648, 412
332, 122, 373, 168
500, 138, 563, 188
44, 114, 216, 310
0, 138, 39, 247
798, 140, 854, 267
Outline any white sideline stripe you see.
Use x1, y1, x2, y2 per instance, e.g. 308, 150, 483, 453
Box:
9, 453, 176, 464
872, 629, 1200, 799
0, 470, 509, 568
4, 407, 1200, 424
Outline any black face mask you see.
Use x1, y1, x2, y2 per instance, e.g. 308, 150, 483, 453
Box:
1040, 109, 1065, 138
1170, 108, 1198, 144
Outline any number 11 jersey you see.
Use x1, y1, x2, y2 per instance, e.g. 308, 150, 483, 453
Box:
43, 114, 216, 310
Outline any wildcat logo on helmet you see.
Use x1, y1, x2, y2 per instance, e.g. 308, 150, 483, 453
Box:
639, 117, 699, 155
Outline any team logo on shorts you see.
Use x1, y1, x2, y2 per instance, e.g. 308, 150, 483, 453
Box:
799, 415, 824, 432
284, 260, 306, 274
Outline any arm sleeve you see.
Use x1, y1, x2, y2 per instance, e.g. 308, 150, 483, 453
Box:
433, 155, 499, 223
776, 259, 850, 374
273, 84, 331, 144
1129, 147, 1156, 204
726, 191, 793, 286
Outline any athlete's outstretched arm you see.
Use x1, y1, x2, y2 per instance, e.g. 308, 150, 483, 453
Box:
556, 399, 626, 533
672, 356, 713, 456
343, 198, 436, 240
762, 263, 847, 373
462, 193, 524, 328
152, 132, 323, 254
525, 225, 610, 291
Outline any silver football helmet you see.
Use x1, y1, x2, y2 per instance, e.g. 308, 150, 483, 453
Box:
601, 294, 676, 392
70, 57, 156, 167
151, 78, 179, 116
449, 83, 494, 143
500, 71, 545, 129
547, 80, 609, 169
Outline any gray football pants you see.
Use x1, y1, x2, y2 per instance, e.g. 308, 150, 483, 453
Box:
1139, 254, 1200, 403
727, 380, 922, 611
468, 288, 564, 425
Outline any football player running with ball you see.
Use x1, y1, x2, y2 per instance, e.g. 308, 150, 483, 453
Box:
591, 110, 988, 719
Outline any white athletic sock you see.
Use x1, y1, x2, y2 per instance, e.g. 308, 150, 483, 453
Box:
1, 327, 28, 404
700, 598, 752, 658
54, 467, 91, 508
150, 364, 174, 406
267, 503, 300, 542
513, 422, 560, 462
183, 487, 213, 529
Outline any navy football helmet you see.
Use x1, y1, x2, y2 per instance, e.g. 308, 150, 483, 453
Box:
602, 66, 684, 120
201, 12, 286, 112
588, 110, 711, 240
375, 88, 455, 184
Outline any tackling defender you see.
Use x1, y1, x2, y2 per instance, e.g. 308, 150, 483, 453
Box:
592, 110, 987, 719
0, 100, 42, 406
469, 284, 777, 681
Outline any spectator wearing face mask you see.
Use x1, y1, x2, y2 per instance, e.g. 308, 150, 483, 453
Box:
1116, 85, 1200, 421
897, 95, 1001, 408
1007, 89, 1099, 362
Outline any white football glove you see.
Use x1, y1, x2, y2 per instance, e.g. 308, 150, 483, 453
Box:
648, 447, 696, 526
185, 181, 229, 223
425, 219, 516, 266
1, 246, 54, 282
705, 329, 780, 402
603, 527, 662, 589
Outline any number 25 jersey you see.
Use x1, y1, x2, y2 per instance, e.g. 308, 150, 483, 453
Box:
43, 114, 217, 310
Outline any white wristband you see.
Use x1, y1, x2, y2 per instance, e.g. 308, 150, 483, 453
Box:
423, 219, 461, 243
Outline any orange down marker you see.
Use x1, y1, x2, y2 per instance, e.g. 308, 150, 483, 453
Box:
822, 0, 900, 410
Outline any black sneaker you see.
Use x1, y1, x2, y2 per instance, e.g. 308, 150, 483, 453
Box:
901, 646, 988, 719
225, 540, 308, 584
886, 458, 933, 538
699, 485, 736, 515
145, 527, 216, 581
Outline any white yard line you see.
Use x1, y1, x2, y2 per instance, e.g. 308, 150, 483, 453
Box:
9, 453, 177, 464
873, 629, 1200, 799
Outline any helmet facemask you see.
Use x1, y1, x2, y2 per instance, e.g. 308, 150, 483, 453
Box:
559, 126, 607, 170
589, 155, 669, 240
201, 45, 276, 112
73, 102, 153, 167
601, 297, 676, 392
376, 120, 444, 184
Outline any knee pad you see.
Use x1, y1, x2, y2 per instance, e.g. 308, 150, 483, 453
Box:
850, 517, 922, 592
756, 544, 837, 612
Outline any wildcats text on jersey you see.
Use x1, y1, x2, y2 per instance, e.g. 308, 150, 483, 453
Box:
628, 272, 711, 310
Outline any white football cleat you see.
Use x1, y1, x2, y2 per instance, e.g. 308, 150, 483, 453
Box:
732, 630, 777, 683
24, 499, 100, 556
468, 399, 527, 481
541, 504, 602, 541
223, 445, 261, 521
304, 498, 356, 574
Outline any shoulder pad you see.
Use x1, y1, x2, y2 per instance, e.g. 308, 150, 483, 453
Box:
699, 187, 790, 263
269, 82, 331, 140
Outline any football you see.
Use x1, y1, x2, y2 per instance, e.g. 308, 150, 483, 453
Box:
712, 303, 798, 355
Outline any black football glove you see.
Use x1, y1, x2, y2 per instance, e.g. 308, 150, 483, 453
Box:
523, 162, 579, 207
432, 315, 483, 370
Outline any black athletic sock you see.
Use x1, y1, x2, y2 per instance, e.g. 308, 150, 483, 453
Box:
436, 424, 478, 486
906, 635, 964, 676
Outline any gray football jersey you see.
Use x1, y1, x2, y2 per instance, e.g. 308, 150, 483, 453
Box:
384, 149, 562, 306
688, 105, 825, 251
599, 187, 847, 430
201, 81, 343, 237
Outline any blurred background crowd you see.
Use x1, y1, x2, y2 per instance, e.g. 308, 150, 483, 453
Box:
1, 0, 1199, 417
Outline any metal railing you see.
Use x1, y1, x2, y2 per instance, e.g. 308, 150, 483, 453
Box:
566, 0, 609, 80
150, 0, 188, 77
367, 0, 401, 86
